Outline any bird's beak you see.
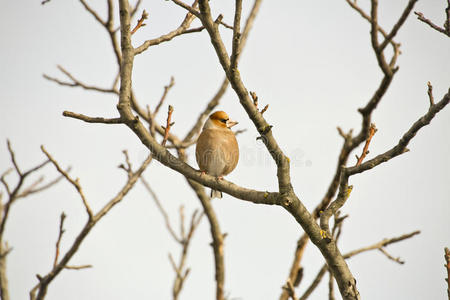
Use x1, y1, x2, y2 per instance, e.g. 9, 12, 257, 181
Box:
226, 119, 238, 128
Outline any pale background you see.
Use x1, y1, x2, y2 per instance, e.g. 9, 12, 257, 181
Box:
0, 0, 449, 299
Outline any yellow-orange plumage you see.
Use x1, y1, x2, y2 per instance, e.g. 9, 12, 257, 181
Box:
195, 111, 239, 198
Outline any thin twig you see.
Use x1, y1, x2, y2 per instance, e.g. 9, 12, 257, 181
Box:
154, 77, 175, 117
131, 0, 143, 19
347, 89, 450, 177
6, 140, 21, 176
53, 212, 66, 267
79, 0, 106, 26
63, 111, 123, 124
427, 81, 434, 107
379, 0, 418, 51
299, 231, 420, 300
30, 154, 152, 300
0, 142, 65, 300
444, 247, 450, 299
64, 264, 93, 270
161, 105, 174, 147
141, 177, 181, 242
43, 66, 116, 94
414, 11, 449, 36
134, 0, 200, 55
355, 123, 377, 166
131, 9, 149, 35
171, 0, 200, 17
378, 247, 404, 264
41, 146, 93, 219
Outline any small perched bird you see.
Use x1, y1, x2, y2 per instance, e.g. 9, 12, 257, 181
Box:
196, 111, 239, 198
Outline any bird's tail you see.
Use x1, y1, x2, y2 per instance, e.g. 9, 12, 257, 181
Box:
210, 189, 223, 199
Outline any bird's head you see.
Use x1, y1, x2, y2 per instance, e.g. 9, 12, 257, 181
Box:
204, 111, 238, 130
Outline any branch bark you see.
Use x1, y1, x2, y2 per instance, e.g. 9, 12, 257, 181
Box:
29, 150, 152, 300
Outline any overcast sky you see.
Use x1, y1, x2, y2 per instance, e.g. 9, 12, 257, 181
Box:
1, 0, 449, 299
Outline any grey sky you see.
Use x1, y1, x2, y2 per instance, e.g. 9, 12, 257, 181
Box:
1, 0, 449, 299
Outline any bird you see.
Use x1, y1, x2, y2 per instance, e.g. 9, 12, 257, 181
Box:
195, 111, 239, 199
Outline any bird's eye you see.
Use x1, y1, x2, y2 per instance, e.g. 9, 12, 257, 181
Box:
220, 118, 228, 124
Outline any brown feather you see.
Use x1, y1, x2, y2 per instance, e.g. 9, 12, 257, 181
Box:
195, 128, 239, 177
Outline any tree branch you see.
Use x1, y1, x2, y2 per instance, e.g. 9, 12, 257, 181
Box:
131, 9, 148, 35
281, 1, 420, 296
0, 142, 64, 300
62, 111, 123, 124
299, 231, 420, 299
379, 0, 418, 51
141, 177, 181, 243
355, 123, 377, 166
43, 65, 117, 94
444, 247, 450, 299
30, 154, 152, 300
53, 212, 66, 267
414, 2, 450, 38
134, 0, 200, 55
41, 146, 94, 219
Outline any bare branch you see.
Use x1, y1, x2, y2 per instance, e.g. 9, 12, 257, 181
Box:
161, 105, 174, 147
53, 212, 66, 268
230, 0, 242, 70
282, 279, 298, 300
0, 241, 11, 300
118, 150, 134, 178
299, 265, 327, 300
130, 0, 142, 19
141, 177, 181, 243
444, 247, 450, 299
165, 0, 262, 147
171, 0, 200, 17
94, 155, 153, 221
347, 89, 449, 177
0, 169, 13, 196
0, 142, 66, 300
16, 170, 68, 199
43, 66, 117, 94
427, 81, 435, 107
344, 231, 420, 258
215, 16, 234, 30
281, 0, 419, 293
154, 77, 175, 117
63, 111, 123, 124
41, 146, 93, 219
379, 0, 418, 51
6, 140, 21, 176
79, 0, 106, 26
64, 264, 93, 270
134, 0, 200, 55
355, 123, 377, 166
131, 9, 149, 35
300, 231, 420, 299
344, 0, 401, 60
370, 0, 392, 76
414, 4, 450, 37
378, 247, 404, 264
321, 89, 449, 240
30, 154, 152, 300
